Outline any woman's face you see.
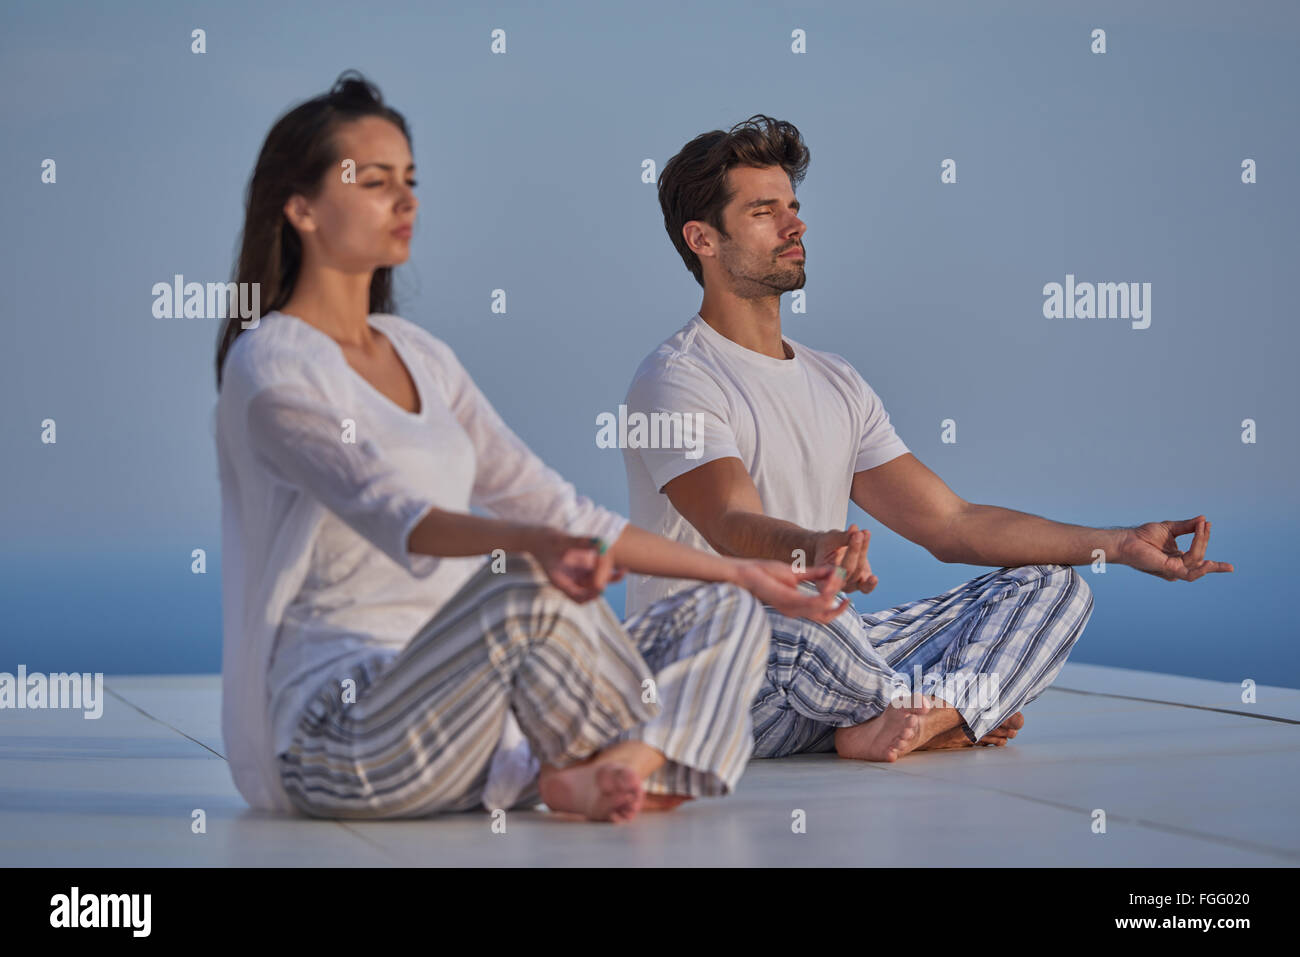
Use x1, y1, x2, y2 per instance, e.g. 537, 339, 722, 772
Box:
286, 115, 418, 271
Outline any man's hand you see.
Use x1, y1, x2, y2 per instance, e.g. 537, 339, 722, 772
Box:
1117, 516, 1234, 582
732, 560, 851, 622
813, 524, 878, 594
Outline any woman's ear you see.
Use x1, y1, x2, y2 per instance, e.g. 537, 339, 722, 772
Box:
283, 194, 314, 234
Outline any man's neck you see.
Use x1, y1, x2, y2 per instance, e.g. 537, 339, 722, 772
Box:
697, 294, 789, 360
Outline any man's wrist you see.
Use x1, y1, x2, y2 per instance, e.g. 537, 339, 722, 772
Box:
803, 530, 825, 568
1107, 526, 1133, 565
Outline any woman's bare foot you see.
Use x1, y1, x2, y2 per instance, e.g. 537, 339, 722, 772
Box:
642, 793, 694, 811
834, 699, 931, 761
917, 712, 1025, 750
538, 760, 644, 823
537, 740, 682, 823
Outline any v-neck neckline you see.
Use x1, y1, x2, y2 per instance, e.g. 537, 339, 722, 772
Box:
275, 311, 428, 422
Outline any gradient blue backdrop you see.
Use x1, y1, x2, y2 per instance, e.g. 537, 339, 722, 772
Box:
2, 0, 1296, 687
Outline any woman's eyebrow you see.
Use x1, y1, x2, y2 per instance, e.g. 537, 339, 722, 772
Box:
356, 162, 417, 172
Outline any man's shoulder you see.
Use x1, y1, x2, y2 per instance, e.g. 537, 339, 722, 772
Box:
626, 322, 726, 401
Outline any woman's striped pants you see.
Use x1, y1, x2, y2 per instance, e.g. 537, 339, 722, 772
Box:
276, 553, 770, 819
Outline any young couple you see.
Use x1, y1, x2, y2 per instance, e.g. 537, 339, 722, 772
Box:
215, 72, 1230, 824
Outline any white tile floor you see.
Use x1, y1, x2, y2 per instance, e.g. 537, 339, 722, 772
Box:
1, 663, 1295, 866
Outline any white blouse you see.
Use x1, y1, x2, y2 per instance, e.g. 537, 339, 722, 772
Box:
216, 311, 628, 813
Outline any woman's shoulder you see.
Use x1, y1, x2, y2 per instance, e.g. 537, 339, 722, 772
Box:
374, 313, 469, 380
221, 312, 339, 400
375, 313, 452, 356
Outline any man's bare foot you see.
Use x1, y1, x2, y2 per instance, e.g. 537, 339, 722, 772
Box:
834, 700, 931, 761
917, 712, 1025, 751
538, 760, 644, 823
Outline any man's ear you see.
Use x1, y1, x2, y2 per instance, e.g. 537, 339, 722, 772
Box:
683, 221, 712, 258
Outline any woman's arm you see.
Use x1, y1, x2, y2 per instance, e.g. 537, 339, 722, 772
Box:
405, 508, 847, 623
604, 523, 747, 583
604, 524, 849, 622
405, 505, 541, 558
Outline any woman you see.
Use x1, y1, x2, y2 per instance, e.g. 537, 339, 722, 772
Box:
214, 71, 848, 823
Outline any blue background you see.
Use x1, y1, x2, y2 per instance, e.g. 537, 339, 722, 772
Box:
1, 0, 1296, 686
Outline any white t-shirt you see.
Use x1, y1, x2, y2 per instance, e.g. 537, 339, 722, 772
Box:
622, 313, 909, 618
216, 311, 627, 813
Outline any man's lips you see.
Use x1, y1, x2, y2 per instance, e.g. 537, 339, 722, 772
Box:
780, 247, 804, 258
391, 226, 413, 238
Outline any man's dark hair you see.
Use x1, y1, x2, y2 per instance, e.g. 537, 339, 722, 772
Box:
657, 115, 810, 288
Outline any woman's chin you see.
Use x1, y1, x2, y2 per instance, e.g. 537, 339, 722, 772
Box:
377, 250, 411, 268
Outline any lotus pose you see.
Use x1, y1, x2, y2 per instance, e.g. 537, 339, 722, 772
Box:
620, 115, 1233, 761
214, 75, 844, 824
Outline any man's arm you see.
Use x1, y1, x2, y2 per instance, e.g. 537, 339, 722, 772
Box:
850, 452, 1125, 565
853, 453, 1233, 581
662, 456, 820, 563
662, 456, 873, 590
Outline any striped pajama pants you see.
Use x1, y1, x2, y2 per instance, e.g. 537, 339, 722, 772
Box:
276, 553, 770, 819
752, 563, 1095, 757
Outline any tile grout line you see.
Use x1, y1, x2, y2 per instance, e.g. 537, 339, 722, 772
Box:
1048, 685, 1300, 724
105, 684, 407, 864
331, 822, 410, 863
104, 686, 226, 759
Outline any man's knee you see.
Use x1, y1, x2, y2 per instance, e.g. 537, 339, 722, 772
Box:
1027, 565, 1095, 647
684, 583, 768, 656
1012, 564, 1093, 603
1045, 564, 1094, 617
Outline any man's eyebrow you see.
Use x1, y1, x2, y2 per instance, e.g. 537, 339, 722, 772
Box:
743, 197, 800, 211
356, 163, 417, 172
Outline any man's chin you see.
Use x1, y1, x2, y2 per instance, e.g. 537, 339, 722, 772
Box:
776, 269, 806, 292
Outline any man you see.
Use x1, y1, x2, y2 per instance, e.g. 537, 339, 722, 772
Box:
621, 115, 1233, 761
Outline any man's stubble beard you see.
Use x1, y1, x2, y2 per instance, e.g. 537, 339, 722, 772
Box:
718, 241, 807, 301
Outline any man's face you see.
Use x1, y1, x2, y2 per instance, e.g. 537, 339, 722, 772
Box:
705, 164, 806, 297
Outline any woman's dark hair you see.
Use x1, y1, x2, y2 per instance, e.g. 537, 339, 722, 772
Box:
657, 114, 810, 288
214, 70, 412, 389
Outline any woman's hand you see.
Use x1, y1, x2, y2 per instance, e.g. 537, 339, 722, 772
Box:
731, 559, 851, 623
525, 527, 623, 602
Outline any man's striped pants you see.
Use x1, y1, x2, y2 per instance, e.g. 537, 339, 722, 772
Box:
752, 564, 1095, 756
